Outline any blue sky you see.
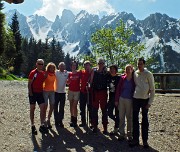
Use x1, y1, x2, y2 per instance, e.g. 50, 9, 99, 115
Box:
2, 0, 180, 21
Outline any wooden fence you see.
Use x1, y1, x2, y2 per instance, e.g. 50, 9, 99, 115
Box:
153, 73, 180, 93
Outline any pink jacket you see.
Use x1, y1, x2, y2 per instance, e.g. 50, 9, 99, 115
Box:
115, 74, 135, 104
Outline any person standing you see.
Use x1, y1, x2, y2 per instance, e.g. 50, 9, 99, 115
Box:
107, 65, 120, 135
67, 61, 81, 127
79, 61, 92, 127
43, 62, 56, 129
129, 57, 155, 148
28, 59, 48, 135
115, 64, 135, 141
90, 58, 109, 134
54, 62, 69, 127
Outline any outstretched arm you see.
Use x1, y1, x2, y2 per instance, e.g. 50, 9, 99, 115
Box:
4, 0, 24, 4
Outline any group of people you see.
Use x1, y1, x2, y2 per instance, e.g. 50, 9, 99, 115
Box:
28, 57, 155, 148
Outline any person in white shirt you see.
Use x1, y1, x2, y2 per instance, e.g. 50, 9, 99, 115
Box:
129, 57, 155, 148
54, 62, 69, 127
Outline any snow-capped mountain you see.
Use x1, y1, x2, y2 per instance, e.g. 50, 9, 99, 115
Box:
5, 9, 180, 72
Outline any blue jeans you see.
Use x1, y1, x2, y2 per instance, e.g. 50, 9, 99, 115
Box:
132, 98, 149, 142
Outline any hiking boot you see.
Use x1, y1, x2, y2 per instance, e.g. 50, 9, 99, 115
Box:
70, 122, 74, 127
59, 121, 64, 128
118, 135, 125, 141
70, 116, 77, 128
90, 125, 93, 129
110, 128, 118, 135
39, 125, 49, 134
31, 125, 37, 135
102, 130, 108, 135
46, 120, 52, 129
92, 128, 97, 133
129, 139, 139, 147
127, 136, 133, 142
79, 122, 86, 127
143, 141, 149, 149
103, 124, 107, 135
70, 122, 77, 128
55, 121, 59, 126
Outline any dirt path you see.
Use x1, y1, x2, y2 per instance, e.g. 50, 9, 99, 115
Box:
0, 80, 179, 152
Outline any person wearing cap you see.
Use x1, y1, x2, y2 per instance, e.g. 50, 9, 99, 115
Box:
79, 61, 92, 127
90, 58, 109, 134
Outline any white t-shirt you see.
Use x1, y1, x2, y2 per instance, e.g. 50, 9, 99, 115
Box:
55, 70, 69, 93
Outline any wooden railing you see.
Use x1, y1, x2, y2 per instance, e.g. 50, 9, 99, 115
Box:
153, 73, 180, 93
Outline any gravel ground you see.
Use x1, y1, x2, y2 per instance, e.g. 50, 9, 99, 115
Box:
0, 80, 179, 152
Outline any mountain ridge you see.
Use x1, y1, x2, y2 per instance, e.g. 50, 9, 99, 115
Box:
4, 9, 180, 72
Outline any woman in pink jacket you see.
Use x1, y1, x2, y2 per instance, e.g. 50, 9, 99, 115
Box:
115, 64, 135, 141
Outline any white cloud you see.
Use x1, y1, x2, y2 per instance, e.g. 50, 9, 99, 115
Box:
34, 0, 115, 21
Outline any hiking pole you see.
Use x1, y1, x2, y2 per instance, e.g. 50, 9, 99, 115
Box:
86, 83, 90, 134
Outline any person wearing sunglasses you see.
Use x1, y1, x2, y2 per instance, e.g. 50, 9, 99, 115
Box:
28, 59, 48, 135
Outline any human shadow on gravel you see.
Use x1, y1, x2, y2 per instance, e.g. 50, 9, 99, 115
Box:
31, 135, 40, 152
74, 126, 159, 152
73, 126, 120, 152
32, 126, 159, 152
55, 126, 87, 151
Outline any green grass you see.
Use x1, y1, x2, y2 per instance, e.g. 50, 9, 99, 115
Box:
0, 67, 27, 81
0, 74, 27, 81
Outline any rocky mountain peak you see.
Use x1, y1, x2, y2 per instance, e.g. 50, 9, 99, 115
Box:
61, 9, 75, 26
4, 9, 180, 72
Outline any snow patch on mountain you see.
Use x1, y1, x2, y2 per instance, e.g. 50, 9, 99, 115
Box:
166, 38, 180, 53
63, 41, 80, 57
106, 13, 119, 25
127, 19, 134, 26
75, 11, 88, 23
141, 34, 160, 55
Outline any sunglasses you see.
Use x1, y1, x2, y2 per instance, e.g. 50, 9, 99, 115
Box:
37, 63, 44, 65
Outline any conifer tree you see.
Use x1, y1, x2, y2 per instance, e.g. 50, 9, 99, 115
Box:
21, 37, 29, 76
0, 1, 6, 56
3, 29, 16, 69
9, 12, 23, 75
64, 53, 72, 71
56, 41, 64, 63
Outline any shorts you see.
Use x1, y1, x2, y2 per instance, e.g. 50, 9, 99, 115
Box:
43, 91, 55, 105
68, 90, 80, 101
29, 92, 45, 105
